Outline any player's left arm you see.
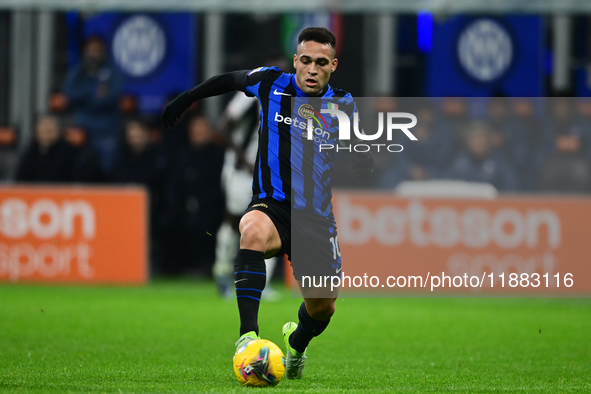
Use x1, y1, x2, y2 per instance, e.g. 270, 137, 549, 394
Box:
161, 68, 268, 129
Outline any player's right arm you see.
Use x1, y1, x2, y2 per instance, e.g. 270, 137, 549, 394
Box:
161, 68, 270, 129
338, 94, 374, 180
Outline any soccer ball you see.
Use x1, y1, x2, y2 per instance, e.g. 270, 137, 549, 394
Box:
233, 339, 285, 387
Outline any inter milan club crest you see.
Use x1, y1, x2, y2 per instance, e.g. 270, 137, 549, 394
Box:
112, 15, 167, 78
457, 19, 513, 83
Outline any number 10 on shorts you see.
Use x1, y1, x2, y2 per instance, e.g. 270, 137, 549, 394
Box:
329, 236, 341, 260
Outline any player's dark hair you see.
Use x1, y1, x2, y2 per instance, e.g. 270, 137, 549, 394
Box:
298, 27, 336, 51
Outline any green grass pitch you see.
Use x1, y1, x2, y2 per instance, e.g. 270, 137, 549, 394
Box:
1, 281, 590, 393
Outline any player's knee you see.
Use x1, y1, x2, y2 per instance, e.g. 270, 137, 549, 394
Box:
239, 219, 270, 252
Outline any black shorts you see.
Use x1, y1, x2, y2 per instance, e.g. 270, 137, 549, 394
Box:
245, 198, 292, 259
245, 198, 342, 281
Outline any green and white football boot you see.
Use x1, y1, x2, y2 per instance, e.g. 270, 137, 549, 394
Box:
282, 322, 307, 379
234, 331, 259, 359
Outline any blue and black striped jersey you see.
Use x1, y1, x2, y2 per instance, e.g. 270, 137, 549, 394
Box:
237, 66, 356, 220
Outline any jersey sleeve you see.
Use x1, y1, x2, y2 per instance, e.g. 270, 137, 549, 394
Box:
182, 67, 279, 104
343, 94, 358, 123
334, 94, 363, 146
237, 66, 282, 99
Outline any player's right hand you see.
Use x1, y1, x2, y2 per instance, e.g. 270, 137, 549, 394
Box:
350, 151, 374, 180
161, 91, 191, 129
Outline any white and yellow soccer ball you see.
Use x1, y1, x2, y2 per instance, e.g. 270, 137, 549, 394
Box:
233, 339, 285, 387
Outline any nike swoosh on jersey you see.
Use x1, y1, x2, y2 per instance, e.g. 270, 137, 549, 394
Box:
234, 278, 248, 284
273, 89, 291, 96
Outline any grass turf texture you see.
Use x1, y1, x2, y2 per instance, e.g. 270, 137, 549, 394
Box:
1, 281, 589, 393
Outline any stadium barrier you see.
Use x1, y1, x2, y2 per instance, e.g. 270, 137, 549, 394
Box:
0, 185, 148, 284
289, 191, 591, 296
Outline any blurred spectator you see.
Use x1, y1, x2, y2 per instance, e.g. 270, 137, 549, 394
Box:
333, 96, 399, 189
537, 97, 591, 192
62, 35, 124, 174
111, 117, 168, 269
374, 154, 411, 189
509, 97, 542, 190
110, 117, 167, 189
48, 88, 69, 113
576, 97, 591, 123
402, 99, 455, 180
161, 115, 225, 276
446, 121, 519, 191
487, 94, 511, 149
488, 95, 529, 172
66, 126, 102, 183
119, 94, 139, 115
372, 96, 401, 180
159, 93, 202, 164
16, 115, 74, 182
0, 126, 18, 181
440, 96, 470, 146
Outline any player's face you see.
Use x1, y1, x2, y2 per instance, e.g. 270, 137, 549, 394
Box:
293, 41, 338, 96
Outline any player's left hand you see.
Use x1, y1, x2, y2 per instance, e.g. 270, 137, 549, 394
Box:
161, 91, 191, 129
350, 151, 374, 180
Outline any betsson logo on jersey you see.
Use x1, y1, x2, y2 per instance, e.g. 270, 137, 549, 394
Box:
279, 103, 419, 153
274, 112, 332, 145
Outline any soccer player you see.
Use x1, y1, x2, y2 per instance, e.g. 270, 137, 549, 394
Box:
162, 27, 373, 379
